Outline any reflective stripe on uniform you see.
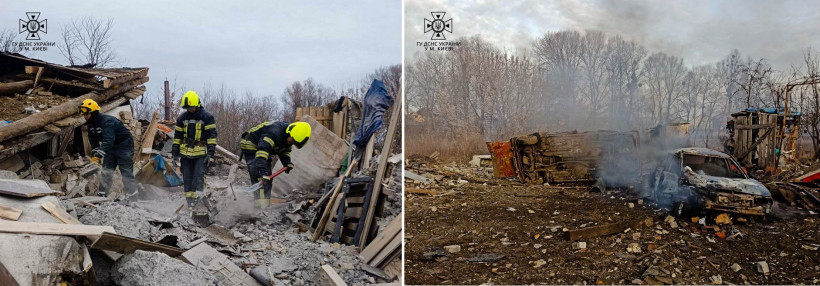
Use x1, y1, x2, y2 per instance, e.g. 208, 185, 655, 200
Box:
249, 121, 271, 133
207, 138, 217, 145
175, 125, 184, 131
184, 191, 197, 198
263, 137, 275, 147
173, 139, 181, 144
204, 124, 216, 130
240, 139, 257, 150
195, 122, 202, 141
256, 150, 269, 159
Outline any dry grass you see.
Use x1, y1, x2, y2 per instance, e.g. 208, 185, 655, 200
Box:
405, 129, 488, 162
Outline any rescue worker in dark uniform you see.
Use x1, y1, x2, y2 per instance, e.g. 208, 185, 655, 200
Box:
240, 121, 311, 208
78, 99, 137, 198
172, 91, 217, 209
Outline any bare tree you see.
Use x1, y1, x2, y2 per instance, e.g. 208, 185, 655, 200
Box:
0, 29, 24, 53
642, 52, 687, 125
280, 78, 335, 121
58, 17, 118, 67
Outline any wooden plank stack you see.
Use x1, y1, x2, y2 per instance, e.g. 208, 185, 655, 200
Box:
0, 52, 148, 164
358, 213, 401, 269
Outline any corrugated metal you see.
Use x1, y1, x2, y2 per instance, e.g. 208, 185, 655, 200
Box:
487, 141, 514, 178
271, 115, 348, 196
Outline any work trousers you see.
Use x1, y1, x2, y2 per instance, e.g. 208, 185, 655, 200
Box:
99, 140, 136, 196
243, 150, 272, 200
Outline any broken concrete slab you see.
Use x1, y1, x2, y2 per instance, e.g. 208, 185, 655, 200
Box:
0, 195, 86, 285
271, 115, 348, 196
404, 171, 431, 184
79, 202, 153, 240
91, 232, 184, 257
180, 243, 263, 286
0, 178, 62, 197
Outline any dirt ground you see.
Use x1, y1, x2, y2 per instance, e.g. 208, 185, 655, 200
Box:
0, 93, 70, 121
404, 158, 820, 285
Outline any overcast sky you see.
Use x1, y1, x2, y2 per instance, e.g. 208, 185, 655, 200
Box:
405, 0, 820, 71
4, 0, 401, 101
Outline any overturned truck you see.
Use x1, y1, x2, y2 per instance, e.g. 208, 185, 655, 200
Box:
509, 130, 640, 185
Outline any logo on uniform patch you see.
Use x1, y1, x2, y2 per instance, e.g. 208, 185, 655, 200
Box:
19, 12, 47, 40
424, 12, 452, 40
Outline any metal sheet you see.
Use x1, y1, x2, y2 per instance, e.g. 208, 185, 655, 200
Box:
487, 141, 514, 178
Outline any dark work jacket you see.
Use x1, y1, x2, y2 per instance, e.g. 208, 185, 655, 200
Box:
241, 121, 292, 167
86, 111, 133, 158
172, 108, 217, 158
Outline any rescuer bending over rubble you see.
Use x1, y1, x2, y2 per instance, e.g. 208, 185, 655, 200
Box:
172, 91, 218, 210
240, 121, 311, 208
79, 99, 138, 199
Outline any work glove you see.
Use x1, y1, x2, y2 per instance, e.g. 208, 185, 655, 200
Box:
285, 163, 294, 174
90, 156, 101, 165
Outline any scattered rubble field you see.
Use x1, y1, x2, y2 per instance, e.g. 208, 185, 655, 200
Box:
0, 93, 71, 121
404, 159, 820, 285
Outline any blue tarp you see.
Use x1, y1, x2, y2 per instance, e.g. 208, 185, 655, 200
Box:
153, 155, 182, 187
352, 79, 394, 148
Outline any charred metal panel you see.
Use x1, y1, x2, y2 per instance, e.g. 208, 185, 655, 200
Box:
510, 131, 640, 185
487, 141, 515, 178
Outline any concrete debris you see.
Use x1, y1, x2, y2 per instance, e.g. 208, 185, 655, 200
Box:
627, 243, 642, 253
112, 250, 217, 286
571, 241, 586, 250
756, 261, 769, 274
731, 263, 742, 272
710, 275, 722, 285
444, 245, 461, 253
79, 202, 153, 240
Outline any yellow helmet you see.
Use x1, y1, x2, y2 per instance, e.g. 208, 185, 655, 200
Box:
180, 90, 201, 108
286, 122, 311, 148
78, 98, 100, 114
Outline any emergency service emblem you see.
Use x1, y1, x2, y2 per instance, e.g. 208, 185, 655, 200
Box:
424, 12, 452, 41
19, 12, 47, 40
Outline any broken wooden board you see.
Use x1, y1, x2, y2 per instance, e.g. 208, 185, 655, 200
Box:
405, 188, 441, 196
0, 196, 87, 284
196, 224, 237, 246
566, 218, 651, 241
359, 213, 402, 263
0, 220, 114, 236
68, 196, 113, 205
0, 261, 19, 286
0, 204, 22, 220
0, 178, 61, 198
91, 232, 183, 257
180, 243, 262, 286
39, 201, 123, 260
271, 115, 348, 196
315, 265, 347, 286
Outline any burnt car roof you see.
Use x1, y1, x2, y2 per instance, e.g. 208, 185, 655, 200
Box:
671, 147, 731, 158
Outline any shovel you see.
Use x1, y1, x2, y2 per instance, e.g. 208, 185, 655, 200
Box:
238, 167, 288, 193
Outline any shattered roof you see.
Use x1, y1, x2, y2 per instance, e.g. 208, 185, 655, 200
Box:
673, 147, 731, 158
0, 52, 147, 83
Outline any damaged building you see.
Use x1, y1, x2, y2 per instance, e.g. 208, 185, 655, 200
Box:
0, 53, 402, 285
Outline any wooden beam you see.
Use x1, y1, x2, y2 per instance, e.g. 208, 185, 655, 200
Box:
369, 237, 400, 268
0, 220, 114, 236
215, 145, 239, 163
359, 213, 401, 263
312, 159, 358, 241
0, 204, 22, 221
358, 87, 402, 249
91, 232, 184, 257
566, 219, 650, 241
0, 80, 33, 96
136, 110, 160, 163
0, 78, 147, 143
314, 265, 347, 286
738, 127, 774, 160
103, 69, 149, 89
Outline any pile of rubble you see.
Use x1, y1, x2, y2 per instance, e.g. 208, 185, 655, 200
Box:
404, 157, 820, 285
0, 54, 403, 285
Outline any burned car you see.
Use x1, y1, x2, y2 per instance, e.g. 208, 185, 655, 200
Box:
648, 147, 773, 216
